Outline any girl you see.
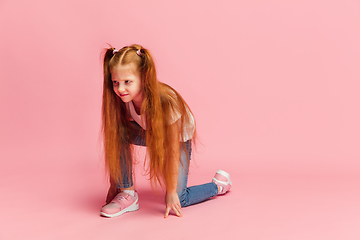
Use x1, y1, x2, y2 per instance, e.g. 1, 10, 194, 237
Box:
100, 44, 232, 218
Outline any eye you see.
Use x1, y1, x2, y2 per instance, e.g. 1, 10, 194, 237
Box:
125, 80, 131, 84
112, 81, 119, 86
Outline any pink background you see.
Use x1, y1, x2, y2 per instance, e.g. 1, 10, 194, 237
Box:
1, 0, 359, 239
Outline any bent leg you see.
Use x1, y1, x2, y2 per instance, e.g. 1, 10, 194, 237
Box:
177, 141, 219, 207
116, 121, 146, 189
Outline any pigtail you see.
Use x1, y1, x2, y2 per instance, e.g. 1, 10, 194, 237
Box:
139, 47, 196, 190
138, 48, 168, 188
102, 47, 132, 188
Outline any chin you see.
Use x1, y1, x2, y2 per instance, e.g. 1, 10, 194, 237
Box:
120, 97, 132, 103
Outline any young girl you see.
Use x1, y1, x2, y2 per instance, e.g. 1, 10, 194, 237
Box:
100, 44, 232, 218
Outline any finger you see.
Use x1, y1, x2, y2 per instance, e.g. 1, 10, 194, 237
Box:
173, 205, 182, 217
164, 206, 170, 218
177, 208, 182, 217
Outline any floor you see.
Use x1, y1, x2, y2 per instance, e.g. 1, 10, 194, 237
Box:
1, 148, 359, 240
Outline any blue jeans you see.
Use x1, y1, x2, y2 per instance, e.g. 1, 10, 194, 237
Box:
118, 121, 219, 207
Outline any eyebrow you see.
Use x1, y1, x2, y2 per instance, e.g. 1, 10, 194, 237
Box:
111, 79, 131, 82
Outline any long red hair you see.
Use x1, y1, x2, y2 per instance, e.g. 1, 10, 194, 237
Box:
102, 44, 196, 189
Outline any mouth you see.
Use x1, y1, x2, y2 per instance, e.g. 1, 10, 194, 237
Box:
120, 94, 129, 97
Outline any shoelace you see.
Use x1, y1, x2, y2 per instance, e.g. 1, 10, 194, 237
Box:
116, 194, 130, 201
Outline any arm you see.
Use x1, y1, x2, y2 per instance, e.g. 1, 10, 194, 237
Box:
164, 120, 182, 218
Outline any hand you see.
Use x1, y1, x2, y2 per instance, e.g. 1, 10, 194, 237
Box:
164, 191, 182, 218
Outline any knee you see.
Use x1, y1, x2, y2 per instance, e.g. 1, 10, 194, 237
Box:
178, 189, 189, 208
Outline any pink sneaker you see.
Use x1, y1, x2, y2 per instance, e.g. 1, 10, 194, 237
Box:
212, 170, 232, 195
100, 191, 139, 218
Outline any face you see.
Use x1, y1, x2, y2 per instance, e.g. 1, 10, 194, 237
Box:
110, 63, 143, 104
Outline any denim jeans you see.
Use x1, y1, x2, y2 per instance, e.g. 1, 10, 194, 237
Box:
117, 121, 219, 207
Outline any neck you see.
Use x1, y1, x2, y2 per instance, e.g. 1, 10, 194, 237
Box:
132, 99, 142, 115
132, 92, 144, 115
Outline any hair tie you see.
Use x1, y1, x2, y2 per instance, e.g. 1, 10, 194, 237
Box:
112, 49, 119, 54
136, 49, 142, 56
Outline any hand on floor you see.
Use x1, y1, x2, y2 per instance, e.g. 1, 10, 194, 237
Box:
164, 192, 182, 218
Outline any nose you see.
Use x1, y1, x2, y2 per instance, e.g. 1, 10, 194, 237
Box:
118, 83, 125, 93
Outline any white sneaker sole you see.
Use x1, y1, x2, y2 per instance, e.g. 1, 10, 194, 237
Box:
100, 198, 139, 218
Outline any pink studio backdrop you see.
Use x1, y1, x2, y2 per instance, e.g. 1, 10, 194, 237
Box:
0, 0, 359, 240
1, 0, 359, 174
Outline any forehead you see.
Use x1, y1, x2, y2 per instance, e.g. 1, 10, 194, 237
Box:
111, 63, 139, 78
